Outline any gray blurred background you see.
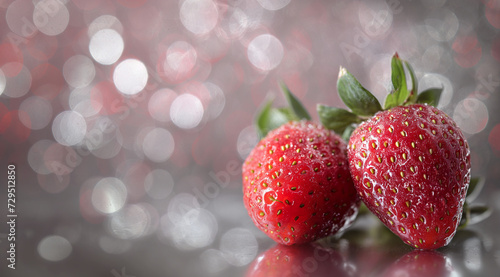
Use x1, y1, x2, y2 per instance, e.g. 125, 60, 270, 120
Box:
0, 0, 499, 276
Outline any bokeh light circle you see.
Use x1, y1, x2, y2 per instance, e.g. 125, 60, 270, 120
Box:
170, 94, 204, 129
113, 59, 148, 95
89, 29, 124, 65
37, 235, 72, 262
52, 111, 87, 146
247, 34, 284, 71
453, 98, 489, 135
256, 0, 291, 11
180, 0, 218, 35
91, 177, 128, 214
33, 0, 70, 36
142, 128, 175, 163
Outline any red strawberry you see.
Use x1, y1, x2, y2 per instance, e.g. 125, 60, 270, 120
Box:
348, 104, 470, 249
242, 120, 359, 245
245, 243, 350, 277
319, 53, 478, 249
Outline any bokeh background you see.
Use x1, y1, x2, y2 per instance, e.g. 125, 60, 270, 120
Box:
0, 0, 499, 276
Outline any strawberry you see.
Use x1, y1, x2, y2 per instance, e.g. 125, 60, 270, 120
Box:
243, 121, 359, 245
348, 104, 470, 249
242, 84, 359, 245
318, 53, 488, 249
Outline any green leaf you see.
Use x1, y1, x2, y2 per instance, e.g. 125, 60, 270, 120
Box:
256, 99, 297, 138
337, 66, 382, 117
467, 177, 485, 202
384, 53, 409, 109
280, 82, 311, 121
317, 105, 360, 135
404, 61, 418, 105
416, 88, 443, 107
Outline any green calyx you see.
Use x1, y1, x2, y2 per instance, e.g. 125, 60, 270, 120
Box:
256, 82, 311, 138
256, 54, 443, 139
319, 53, 443, 139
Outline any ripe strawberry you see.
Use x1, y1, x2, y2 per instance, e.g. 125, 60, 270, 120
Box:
242, 120, 359, 245
318, 53, 485, 249
348, 104, 470, 249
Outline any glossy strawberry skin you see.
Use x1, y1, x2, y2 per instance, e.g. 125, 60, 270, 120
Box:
243, 121, 359, 245
348, 104, 471, 249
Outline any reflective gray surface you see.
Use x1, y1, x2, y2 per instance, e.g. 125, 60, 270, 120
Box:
1, 0, 500, 276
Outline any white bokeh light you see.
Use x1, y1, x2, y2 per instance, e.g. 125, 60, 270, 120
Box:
142, 128, 175, 163
247, 34, 284, 71
256, 0, 291, 11
170, 94, 204, 129
33, 0, 70, 36
113, 59, 149, 95
19, 96, 52, 130
89, 29, 124, 65
91, 177, 127, 214
180, 0, 218, 35
63, 55, 96, 88
52, 111, 87, 146
453, 98, 489, 135
37, 235, 72, 262
6, 0, 36, 38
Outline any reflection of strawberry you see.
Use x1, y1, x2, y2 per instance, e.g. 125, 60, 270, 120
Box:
245, 243, 351, 277
320, 53, 472, 249
382, 250, 453, 277
243, 121, 359, 245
